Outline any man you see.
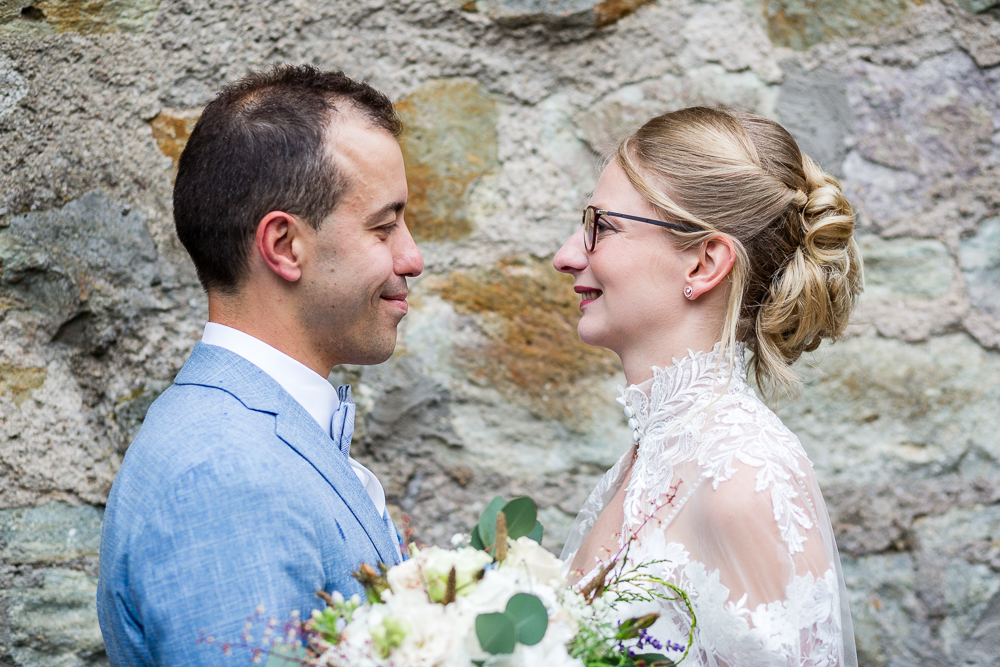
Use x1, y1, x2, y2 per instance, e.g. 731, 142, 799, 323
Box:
97, 65, 423, 666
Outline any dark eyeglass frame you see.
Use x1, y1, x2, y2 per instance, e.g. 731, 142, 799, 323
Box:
582, 205, 701, 252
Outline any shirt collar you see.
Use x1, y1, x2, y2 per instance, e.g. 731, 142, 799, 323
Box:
201, 322, 339, 431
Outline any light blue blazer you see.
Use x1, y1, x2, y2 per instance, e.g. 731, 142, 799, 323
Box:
97, 343, 400, 666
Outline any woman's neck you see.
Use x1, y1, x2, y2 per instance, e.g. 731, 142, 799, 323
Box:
618, 328, 724, 386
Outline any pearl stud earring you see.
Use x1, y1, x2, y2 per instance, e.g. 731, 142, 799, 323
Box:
683, 285, 694, 299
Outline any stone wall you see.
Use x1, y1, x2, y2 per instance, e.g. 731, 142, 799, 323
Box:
1, 0, 999, 665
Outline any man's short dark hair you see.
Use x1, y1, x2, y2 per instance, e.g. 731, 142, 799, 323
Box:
173, 64, 403, 293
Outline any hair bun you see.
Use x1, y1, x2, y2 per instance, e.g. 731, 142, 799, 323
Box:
755, 155, 863, 384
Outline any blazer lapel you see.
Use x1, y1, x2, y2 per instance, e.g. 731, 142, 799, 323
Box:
174, 343, 399, 565
271, 407, 398, 565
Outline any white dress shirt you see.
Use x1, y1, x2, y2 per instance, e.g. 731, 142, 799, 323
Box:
201, 323, 387, 517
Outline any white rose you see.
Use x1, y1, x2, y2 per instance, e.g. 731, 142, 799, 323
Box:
501, 537, 564, 586
386, 557, 423, 594
462, 567, 522, 613
417, 546, 493, 603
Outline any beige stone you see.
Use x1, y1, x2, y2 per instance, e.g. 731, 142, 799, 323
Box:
149, 109, 201, 165
0, 363, 46, 407
396, 79, 499, 242
0, 0, 161, 33
764, 0, 925, 51
428, 255, 618, 421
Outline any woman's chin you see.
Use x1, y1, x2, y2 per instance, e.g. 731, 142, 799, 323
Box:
577, 322, 611, 350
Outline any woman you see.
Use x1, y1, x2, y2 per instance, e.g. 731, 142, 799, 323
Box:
555, 107, 861, 666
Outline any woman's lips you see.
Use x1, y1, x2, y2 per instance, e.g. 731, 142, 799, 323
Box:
574, 286, 602, 311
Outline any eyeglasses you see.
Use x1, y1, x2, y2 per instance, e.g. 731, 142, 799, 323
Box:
582, 205, 701, 252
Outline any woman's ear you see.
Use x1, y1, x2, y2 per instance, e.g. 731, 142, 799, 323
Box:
256, 211, 308, 283
685, 234, 736, 299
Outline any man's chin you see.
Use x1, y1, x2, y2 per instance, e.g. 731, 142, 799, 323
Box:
337, 327, 398, 366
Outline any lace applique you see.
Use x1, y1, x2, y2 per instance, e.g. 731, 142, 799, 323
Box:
620, 343, 816, 555
609, 536, 843, 667
560, 343, 854, 667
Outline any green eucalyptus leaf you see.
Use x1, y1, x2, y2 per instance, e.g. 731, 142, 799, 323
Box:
500, 497, 537, 540
470, 524, 484, 550
527, 519, 544, 544
265, 644, 309, 666
478, 496, 506, 551
504, 593, 548, 646
476, 612, 516, 654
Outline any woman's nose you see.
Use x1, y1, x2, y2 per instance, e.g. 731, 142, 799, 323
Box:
553, 227, 588, 275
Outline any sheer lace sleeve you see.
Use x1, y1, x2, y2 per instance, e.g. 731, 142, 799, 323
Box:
635, 458, 851, 667
561, 345, 856, 667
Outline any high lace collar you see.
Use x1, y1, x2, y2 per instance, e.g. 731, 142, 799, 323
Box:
619, 342, 748, 433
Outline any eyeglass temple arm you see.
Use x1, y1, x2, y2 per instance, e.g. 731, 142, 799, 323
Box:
597, 209, 700, 234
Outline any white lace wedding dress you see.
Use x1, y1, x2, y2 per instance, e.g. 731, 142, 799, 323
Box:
561, 344, 857, 667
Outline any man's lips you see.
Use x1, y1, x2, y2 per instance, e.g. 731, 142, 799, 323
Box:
574, 286, 602, 311
381, 292, 409, 314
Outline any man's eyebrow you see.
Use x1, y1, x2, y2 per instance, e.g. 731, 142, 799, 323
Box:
364, 200, 406, 226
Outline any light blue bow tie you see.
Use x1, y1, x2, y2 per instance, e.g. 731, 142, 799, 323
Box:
330, 385, 356, 458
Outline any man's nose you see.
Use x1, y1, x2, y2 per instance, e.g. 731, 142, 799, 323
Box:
394, 218, 424, 277
553, 227, 588, 275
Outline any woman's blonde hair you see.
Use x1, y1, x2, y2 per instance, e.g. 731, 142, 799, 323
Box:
615, 106, 863, 398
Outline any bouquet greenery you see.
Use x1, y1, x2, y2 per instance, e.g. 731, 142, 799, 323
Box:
211, 496, 694, 667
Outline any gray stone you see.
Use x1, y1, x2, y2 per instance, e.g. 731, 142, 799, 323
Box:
464, 0, 649, 28
0, 191, 165, 352
0, 502, 102, 565
469, 0, 596, 24
957, 0, 1000, 13
961, 217, 1000, 317
0, 56, 26, 120
955, 11, 1000, 68
854, 234, 960, 341
841, 509, 1000, 667
956, 589, 1000, 667
576, 65, 779, 154
914, 507, 1000, 638
1, 568, 107, 667
844, 50, 1000, 239
780, 334, 1000, 486
841, 553, 918, 667
821, 479, 1000, 558
859, 235, 953, 300
678, 2, 783, 83
776, 62, 851, 176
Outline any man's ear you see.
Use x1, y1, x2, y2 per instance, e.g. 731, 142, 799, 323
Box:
686, 234, 736, 299
255, 211, 307, 283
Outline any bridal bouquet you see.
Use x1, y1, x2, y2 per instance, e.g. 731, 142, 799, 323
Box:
221, 497, 693, 667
